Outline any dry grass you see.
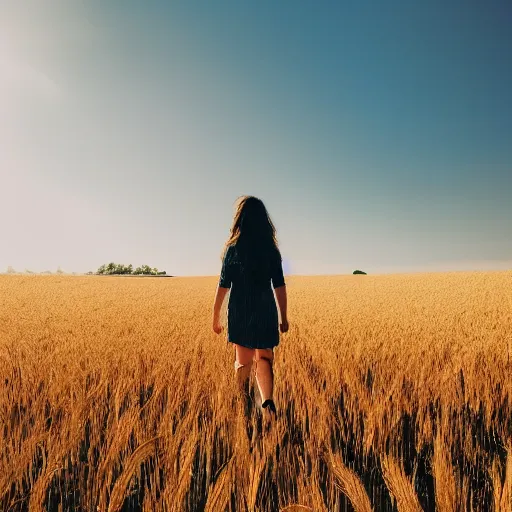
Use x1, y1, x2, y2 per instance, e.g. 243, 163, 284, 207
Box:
0, 271, 511, 511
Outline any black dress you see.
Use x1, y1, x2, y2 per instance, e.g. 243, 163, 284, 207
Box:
219, 243, 286, 349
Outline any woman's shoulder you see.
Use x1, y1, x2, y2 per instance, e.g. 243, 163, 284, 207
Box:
224, 243, 237, 259
270, 244, 281, 259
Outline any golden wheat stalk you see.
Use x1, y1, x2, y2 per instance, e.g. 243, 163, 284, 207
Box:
491, 458, 504, 511
204, 456, 235, 512
327, 452, 373, 512
107, 437, 158, 512
173, 432, 202, 508
492, 443, 512, 512
28, 466, 61, 512
432, 433, 457, 512
246, 451, 267, 511
381, 454, 423, 512
502, 446, 512, 511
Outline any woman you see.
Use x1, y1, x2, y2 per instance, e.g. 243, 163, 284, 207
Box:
212, 196, 288, 418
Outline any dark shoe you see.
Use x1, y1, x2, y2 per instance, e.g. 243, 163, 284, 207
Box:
261, 399, 277, 415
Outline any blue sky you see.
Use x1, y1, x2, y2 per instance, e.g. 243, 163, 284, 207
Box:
1, 1, 511, 275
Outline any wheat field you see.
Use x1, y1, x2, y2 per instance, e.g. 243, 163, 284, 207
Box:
0, 272, 511, 511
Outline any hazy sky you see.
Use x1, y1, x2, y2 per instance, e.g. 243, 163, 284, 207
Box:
1, 1, 511, 276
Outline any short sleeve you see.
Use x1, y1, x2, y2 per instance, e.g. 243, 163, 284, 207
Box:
271, 250, 285, 288
219, 246, 232, 288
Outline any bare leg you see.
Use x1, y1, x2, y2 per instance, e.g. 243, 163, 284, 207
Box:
234, 344, 254, 406
254, 348, 274, 403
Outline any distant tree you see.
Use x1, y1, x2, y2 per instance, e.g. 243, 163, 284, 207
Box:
353, 270, 367, 275
97, 262, 119, 275
6, 266, 16, 274
113, 263, 133, 275
133, 265, 147, 275
25, 269, 34, 274
105, 262, 116, 274
133, 265, 165, 276
56, 266, 64, 274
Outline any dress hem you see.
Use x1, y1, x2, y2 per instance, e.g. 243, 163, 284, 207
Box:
227, 339, 279, 350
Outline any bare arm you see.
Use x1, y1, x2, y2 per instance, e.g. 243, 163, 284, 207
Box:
212, 285, 229, 324
271, 248, 288, 329
213, 246, 232, 332
274, 285, 288, 323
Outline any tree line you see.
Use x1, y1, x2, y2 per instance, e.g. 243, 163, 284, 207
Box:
94, 263, 167, 276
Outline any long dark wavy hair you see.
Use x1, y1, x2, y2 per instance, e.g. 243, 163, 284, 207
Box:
221, 196, 280, 265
